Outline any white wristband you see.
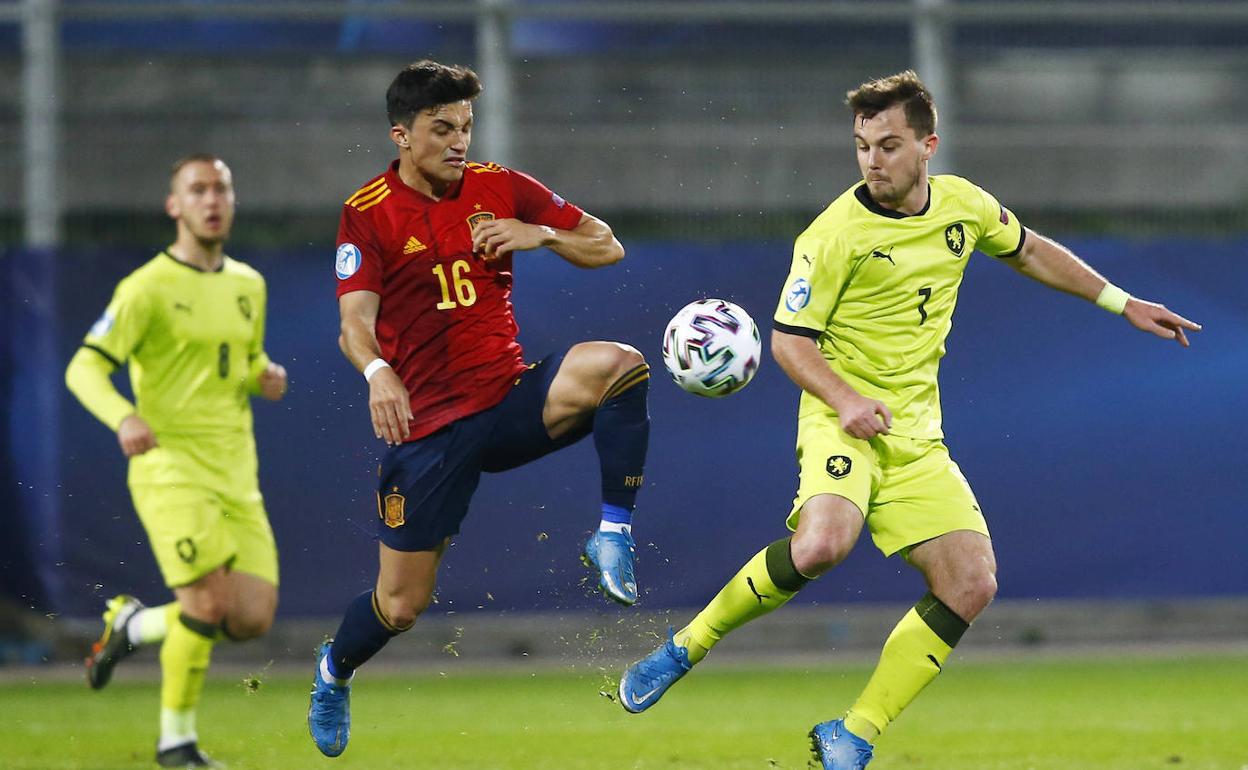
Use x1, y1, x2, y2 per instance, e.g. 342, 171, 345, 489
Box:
363, 358, 391, 382
1095, 283, 1130, 315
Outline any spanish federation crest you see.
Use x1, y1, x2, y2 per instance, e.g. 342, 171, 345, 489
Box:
466, 211, 495, 230
382, 491, 406, 528
944, 223, 966, 257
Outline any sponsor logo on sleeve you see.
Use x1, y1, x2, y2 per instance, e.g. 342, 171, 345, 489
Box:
998, 205, 1010, 226
335, 243, 362, 279
551, 192, 566, 208
89, 310, 115, 338
785, 277, 812, 312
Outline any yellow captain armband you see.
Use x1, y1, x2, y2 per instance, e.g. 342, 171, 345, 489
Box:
1095, 283, 1130, 315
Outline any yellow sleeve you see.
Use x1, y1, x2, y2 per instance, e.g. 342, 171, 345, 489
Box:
773, 229, 852, 337
972, 184, 1025, 258
83, 276, 152, 365
246, 277, 272, 395
65, 346, 134, 432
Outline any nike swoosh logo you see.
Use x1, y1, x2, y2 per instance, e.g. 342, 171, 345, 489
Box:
630, 686, 663, 706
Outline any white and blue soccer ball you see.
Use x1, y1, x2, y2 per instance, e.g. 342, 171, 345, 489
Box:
661, 298, 762, 398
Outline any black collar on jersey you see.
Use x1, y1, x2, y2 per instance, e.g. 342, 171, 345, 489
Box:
162, 249, 225, 273
854, 183, 931, 219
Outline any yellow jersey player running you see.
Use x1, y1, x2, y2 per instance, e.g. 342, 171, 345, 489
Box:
617, 71, 1200, 769
65, 155, 288, 769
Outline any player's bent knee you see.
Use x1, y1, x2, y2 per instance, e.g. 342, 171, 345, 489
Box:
222, 614, 272, 642
789, 529, 855, 577
573, 341, 646, 379
179, 593, 229, 625
613, 343, 646, 371
945, 570, 997, 620
375, 591, 432, 631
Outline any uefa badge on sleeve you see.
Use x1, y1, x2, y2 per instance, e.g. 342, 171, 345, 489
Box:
335, 243, 361, 280
785, 278, 811, 312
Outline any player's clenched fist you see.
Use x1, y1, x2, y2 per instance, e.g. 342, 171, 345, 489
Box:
116, 414, 158, 457
367, 366, 413, 446
836, 393, 893, 440
258, 362, 288, 401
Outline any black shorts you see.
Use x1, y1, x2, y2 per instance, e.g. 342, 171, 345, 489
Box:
375, 351, 590, 551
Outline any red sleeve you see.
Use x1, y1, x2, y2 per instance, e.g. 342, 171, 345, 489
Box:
335, 204, 384, 297
508, 169, 585, 231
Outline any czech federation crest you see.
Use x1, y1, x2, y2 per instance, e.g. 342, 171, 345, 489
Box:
944, 223, 966, 257
826, 455, 852, 479
785, 277, 811, 312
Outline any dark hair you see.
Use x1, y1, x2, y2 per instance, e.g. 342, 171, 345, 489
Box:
386, 60, 483, 127
845, 70, 938, 137
169, 153, 224, 182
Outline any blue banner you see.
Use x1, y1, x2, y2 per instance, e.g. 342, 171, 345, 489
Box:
5, 237, 1246, 616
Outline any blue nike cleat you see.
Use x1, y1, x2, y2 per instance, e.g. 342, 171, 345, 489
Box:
308, 641, 351, 757
809, 719, 874, 769
618, 629, 692, 713
582, 529, 638, 606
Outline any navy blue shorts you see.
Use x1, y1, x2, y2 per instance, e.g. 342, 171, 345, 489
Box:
375, 352, 590, 552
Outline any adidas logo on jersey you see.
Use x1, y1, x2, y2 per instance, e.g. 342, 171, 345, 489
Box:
403, 236, 428, 255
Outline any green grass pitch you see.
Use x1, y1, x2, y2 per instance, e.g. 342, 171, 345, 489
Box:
2, 652, 1245, 769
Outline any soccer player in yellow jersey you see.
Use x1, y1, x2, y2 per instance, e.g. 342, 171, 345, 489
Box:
65, 154, 288, 769
619, 71, 1201, 769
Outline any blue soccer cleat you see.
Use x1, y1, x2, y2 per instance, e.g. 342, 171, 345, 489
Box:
307, 641, 351, 757
618, 629, 692, 713
582, 529, 638, 606
809, 719, 875, 769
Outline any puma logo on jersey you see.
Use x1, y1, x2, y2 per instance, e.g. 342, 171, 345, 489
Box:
801, 254, 812, 267
403, 236, 428, 255
870, 248, 895, 266
173, 302, 193, 313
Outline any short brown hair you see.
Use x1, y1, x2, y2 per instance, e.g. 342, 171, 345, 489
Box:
846, 70, 938, 137
386, 60, 482, 128
169, 153, 224, 185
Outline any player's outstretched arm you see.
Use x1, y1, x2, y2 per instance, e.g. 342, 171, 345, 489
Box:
339, 290, 412, 445
471, 213, 624, 268
1006, 228, 1201, 346
771, 329, 891, 439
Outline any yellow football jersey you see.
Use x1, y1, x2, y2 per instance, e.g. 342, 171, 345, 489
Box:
82, 251, 271, 443
773, 175, 1024, 438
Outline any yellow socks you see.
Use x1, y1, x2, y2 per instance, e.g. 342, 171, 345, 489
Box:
158, 613, 217, 750
845, 592, 969, 739
677, 538, 810, 664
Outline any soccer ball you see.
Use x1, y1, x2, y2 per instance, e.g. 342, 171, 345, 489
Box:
661, 299, 762, 398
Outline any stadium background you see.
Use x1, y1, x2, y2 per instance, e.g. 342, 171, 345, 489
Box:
2, 0, 1246, 664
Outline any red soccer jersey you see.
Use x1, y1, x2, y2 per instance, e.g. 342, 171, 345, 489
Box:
335, 160, 585, 442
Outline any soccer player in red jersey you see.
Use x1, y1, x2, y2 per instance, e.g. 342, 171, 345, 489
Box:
308, 60, 649, 756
